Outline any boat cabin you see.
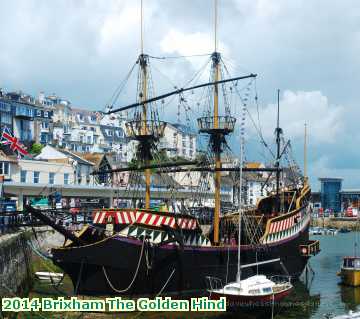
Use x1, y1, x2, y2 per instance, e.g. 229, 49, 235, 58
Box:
216, 275, 277, 296
343, 257, 360, 270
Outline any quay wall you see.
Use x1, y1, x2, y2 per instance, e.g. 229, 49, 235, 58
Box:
0, 231, 33, 297
311, 217, 360, 230
0, 228, 64, 297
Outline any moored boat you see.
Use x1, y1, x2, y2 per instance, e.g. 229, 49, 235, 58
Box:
338, 257, 360, 287
208, 274, 292, 306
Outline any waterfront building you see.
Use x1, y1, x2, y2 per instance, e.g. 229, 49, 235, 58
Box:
244, 172, 268, 207
11, 159, 74, 185
319, 177, 343, 213
0, 90, 54, 146
0, 90, 13, 133
0, 151, 17, 181
160, 123, 197, 160
82, 153, 129, 187
35, 145, 95, 185
98, 125, 129, 160
340, 189, 360, 211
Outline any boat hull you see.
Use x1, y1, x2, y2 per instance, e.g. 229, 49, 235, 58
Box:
52, 224, 310, 296
210, 288, 292, 307
339, 268, 360, 287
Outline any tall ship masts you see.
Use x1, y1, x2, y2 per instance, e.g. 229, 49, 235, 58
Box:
140, 0, 150, 209
213, 0, 221, 244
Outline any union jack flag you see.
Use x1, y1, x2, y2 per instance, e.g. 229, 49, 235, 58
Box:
0, 127, 29, 156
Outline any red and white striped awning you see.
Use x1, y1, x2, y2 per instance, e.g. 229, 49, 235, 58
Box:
92, 210, 198, 230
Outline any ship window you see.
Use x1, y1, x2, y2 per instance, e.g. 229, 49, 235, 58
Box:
249, 289, 260, 295
355, 260, 360, 268
345, 259, 355, 268
263, 287, 272, 293
225, 286, 241, 292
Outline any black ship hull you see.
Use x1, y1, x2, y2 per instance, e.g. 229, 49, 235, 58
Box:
52, 223, 310, 296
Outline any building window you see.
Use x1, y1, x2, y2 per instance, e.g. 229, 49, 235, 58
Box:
41, 122, 49, 129
64, 173, 69, 185
77, 170, 82, 184
87, 136, 91, 144
0, 162, 9, 175
44, 111, 48, 118
40, 133, 48, 144
33, 171, 40, 184
37, 110, 42, 117
20, 170, 27, 183
190, 137, 195, 149
49, 172, 55, 184
1, 112, 12, 124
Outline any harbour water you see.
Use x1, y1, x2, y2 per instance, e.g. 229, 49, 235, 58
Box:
23, 232, 360, 319
248, 231, 360, 319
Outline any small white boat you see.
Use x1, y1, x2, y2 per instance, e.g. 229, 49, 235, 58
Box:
326, 228, 338, 236
207, 274, 292, 306
35, 272, 64, 283
310, 227, 325, 235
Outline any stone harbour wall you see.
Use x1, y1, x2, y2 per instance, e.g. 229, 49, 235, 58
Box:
0, 231, 33, 297
0, 227, 64, 297
311, 217, 360, 230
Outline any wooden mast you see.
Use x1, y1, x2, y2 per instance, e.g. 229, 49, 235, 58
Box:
213, 0, 221, 244
139, 0, 151, 209
304, 123, 308, 185
275, 89, 281, 212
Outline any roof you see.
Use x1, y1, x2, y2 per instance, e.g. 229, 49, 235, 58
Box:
35, 145, 94, 166
128, 172, 182, 189
79, 153, 104, 166
244, 172, 268, 182
340, 189, 360, 194
60, 149, 95, 166
245, 162, 263, 169
35, 145, 67, 160
0, 150, 17, 163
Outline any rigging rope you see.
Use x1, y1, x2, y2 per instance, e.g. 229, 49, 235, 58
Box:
102, 236, 145, 293
148, 53, 212, 60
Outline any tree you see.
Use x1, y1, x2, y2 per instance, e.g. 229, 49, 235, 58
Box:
29, 143, 44, 155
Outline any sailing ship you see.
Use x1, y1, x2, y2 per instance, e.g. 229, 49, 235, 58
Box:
28, 0, 320, 296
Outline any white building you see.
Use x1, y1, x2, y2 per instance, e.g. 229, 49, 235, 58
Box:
10, 159, 74, 185
244, 162, 269, 207
35, 145, 95, 185
160, 123, 197, 160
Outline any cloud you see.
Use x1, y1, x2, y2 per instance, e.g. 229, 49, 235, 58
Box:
310, 156, 360, 189
259, 90, 344, 144
1, 0, 360, 188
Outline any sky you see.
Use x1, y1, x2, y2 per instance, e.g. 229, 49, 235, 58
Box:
1, 0, 360, 190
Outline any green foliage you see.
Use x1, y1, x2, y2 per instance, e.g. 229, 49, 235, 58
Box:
29, 143, 44, 155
